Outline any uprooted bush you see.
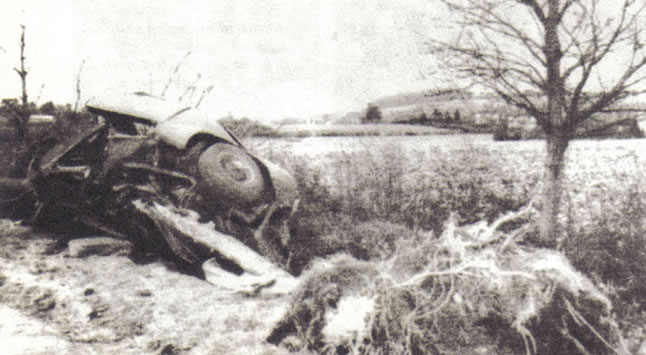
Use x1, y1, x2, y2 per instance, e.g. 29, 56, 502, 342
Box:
268, 206, 627, 354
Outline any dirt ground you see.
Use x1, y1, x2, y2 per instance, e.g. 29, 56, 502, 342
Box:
0, 219, 293, 355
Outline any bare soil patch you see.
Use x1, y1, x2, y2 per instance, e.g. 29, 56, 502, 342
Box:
0, 220, 291, 354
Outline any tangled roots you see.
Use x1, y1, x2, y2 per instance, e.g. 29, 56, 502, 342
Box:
269, 207, 625, 354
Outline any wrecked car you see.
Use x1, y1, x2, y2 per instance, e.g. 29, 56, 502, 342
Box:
1, 93, 299, 290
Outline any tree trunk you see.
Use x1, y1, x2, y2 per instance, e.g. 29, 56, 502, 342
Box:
17, 25, 29, 108
539, 135, 569, 246
539, 0, 569, 246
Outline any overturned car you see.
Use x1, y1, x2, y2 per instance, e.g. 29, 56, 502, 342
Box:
2, 93, 299, 291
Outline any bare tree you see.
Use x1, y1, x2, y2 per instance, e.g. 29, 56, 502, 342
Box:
435, 0, 646, 244
1, 25, 33, 145
14, 25, 29, 107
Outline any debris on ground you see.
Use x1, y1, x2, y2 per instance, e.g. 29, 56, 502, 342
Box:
67, 237, 134, 258
133, 200, 298, 295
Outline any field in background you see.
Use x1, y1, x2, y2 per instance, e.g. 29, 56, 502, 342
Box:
274, 123, 456, 137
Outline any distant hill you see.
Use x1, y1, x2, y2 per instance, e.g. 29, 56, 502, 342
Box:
370, 88, 474, 109
287, 89, 646, 138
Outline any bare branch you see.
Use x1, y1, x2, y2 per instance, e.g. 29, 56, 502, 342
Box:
195, 85, 214, 108
558, 0, 577, 19
439, 0, 646, 131
35, 83, 45, 105
575, 56, 646, 123
178, 73, 201, 102
73, 60, 86, 114
517, 0, 546, 23
161, 51, 192, 97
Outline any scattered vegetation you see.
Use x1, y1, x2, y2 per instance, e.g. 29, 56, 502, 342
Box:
2, 9, 645, 355
259, 141, 536, 276
395, 108, 463, 126
261, 142, 536, 244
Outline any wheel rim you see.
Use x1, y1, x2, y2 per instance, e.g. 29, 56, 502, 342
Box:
197, 143, 266, 207
220, 154, 252, 183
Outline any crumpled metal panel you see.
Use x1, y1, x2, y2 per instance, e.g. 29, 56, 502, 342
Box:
87, 92, 238, 149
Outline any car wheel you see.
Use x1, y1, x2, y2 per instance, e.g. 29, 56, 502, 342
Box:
197, 143, 266, 207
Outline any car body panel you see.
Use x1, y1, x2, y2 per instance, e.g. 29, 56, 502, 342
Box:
39, 123, 107, 171
154, 108, 238, 149
256, 158, 298, 206
86, 93, 238, 149
86, 93, 188, 124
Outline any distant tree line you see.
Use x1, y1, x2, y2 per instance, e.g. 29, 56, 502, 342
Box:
360, 102, 465, 127
396, 108, 463, 127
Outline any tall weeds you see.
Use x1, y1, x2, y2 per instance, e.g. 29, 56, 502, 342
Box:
263, 143, 534, 235
257, 143, 536, 275
562, 152, 646, 317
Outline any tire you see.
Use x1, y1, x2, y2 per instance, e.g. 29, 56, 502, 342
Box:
197, 143, 266, 207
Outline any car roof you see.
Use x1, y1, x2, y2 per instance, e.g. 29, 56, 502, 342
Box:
86, 92, 191, 124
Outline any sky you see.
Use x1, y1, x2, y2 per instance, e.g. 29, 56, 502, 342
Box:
0, 0, 448, 121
